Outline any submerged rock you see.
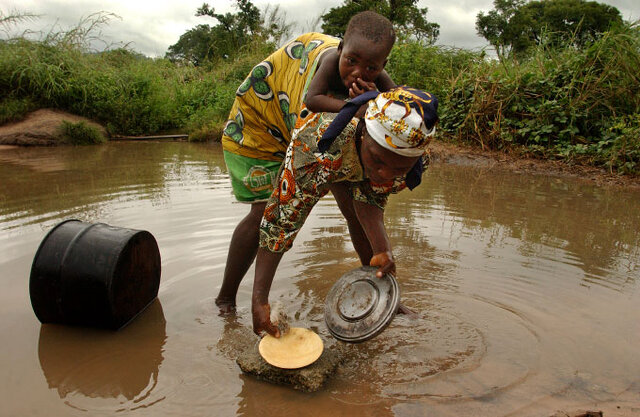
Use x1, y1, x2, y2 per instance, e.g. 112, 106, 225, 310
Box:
549, 411, 603, 417
236, 342, 343, 392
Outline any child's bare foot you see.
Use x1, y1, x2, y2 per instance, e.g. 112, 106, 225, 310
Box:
397, 302, 418, 318
215, 297, 236, 315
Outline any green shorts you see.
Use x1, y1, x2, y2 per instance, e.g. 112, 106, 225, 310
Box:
223, 151, 281, 203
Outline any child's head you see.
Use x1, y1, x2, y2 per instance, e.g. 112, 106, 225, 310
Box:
360, 87, 438, 183
337, 11, 396, 91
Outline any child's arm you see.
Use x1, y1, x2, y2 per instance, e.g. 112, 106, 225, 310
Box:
305, 53, 349, 113
353, 200, 396, 278
351, 71, 396, 118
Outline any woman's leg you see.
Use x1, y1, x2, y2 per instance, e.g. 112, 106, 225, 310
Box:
215, 201, 267, 313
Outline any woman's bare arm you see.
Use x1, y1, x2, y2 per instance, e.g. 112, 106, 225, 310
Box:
353, 200, 395, 277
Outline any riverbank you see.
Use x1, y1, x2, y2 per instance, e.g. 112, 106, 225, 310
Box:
428, 140, 640, 190
1, 108, 638, 190
0, 109, 107, 146
4, 21, 639, 175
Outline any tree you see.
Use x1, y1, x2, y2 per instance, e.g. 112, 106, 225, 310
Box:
476, 0, 623, 59
165, 25, 216, 65
476, 0, 525, 60
166, 0, 262, 65
321, 0, 440, 45
196, 0, 260, 43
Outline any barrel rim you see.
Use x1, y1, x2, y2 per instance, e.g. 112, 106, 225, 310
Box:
30, 219, 81, 278
29, 219, 82, 318
108, 229, 161, 329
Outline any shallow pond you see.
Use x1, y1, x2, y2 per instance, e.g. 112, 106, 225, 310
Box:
1, 141, 639, 416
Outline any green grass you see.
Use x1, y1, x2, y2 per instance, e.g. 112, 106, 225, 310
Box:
58, 120, 107, 145
0, 96, 37, 125
0, 33, 273, 138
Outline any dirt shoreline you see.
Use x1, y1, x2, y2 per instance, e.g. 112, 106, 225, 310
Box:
428, 140, 640, 190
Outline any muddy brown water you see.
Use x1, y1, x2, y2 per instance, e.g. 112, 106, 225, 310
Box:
1, 141, 639, 417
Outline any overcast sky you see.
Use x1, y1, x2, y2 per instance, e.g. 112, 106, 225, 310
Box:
2, 0, 639, 57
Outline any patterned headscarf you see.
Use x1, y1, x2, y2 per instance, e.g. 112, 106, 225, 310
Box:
317, 86, 438, 189
364, 87, 438, 157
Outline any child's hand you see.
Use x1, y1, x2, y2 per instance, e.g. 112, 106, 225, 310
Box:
349, 78, 378, 98
370, 251, 396, 278
252, 302, 281, 338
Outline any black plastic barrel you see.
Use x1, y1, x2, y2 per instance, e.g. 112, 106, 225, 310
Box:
30, 219, 161, 330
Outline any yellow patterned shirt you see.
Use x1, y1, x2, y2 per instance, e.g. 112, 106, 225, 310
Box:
221, 33, 340, 161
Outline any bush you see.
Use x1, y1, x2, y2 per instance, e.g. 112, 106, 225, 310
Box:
600, 115, 640, 174
58, 120, 106, 145
188, 124, 224, 142
433, 21, 640, 173
387, 42, 485, 104
0, 96, 37, 125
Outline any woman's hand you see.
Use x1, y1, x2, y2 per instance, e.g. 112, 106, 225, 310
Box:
252, 302, 281, 338
370, 251, 396, 278
349, 78, 378, 98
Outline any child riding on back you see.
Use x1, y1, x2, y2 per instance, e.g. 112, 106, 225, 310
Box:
216, 11, 398, 313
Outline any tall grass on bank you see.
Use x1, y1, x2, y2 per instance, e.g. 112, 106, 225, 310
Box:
454, 25, 639, 173
387, 23, 640, 175
0, 39, 274, 137
0, 12, 275, 137
387, 42, 486, 110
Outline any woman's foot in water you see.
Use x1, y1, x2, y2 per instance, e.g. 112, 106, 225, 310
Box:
215, 297, 236, 315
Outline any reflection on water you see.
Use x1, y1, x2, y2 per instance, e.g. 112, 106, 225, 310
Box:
1, 142, 639, 416
38, 300, 166, 410
0, 142, 227, 230
408, 165, 640, 291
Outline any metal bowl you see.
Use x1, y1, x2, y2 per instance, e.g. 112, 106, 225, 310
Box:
324, 266, 400, 343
